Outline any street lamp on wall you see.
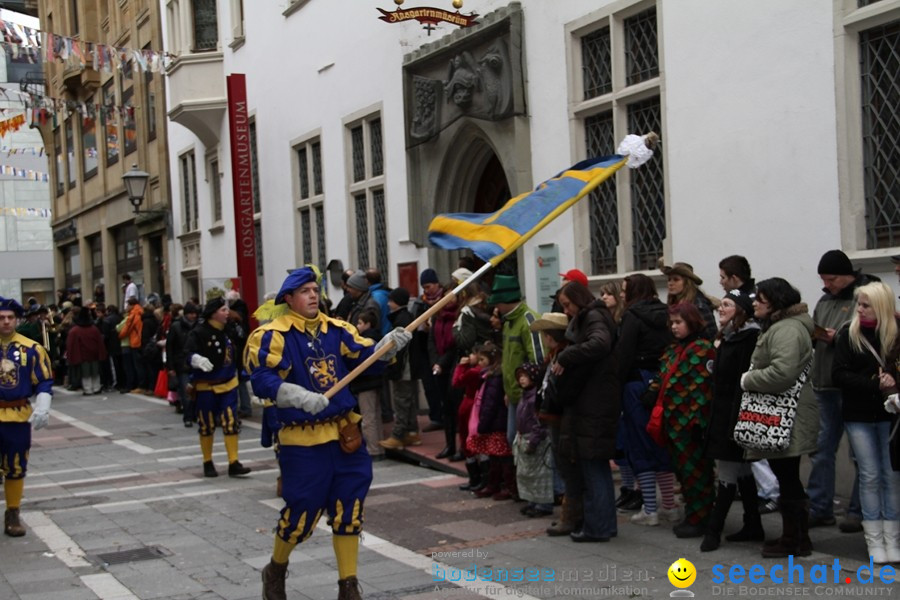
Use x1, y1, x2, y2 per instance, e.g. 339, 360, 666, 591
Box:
123, 164, 165, 217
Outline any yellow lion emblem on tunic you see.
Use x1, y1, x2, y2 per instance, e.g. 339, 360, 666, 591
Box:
305, 355, 337, 391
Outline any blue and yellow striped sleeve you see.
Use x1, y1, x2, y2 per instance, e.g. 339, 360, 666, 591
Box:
245, 327, 292, 400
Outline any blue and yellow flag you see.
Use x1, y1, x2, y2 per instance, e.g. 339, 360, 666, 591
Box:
427, 154, 628, 265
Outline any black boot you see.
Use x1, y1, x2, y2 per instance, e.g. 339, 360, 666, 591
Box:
762, 498, 806, 558
469, 460, 491, 492
701, 482, 736, 552
261, 559, 288, 600
726, 476, 765, 542
474, 458, 502, 498
615, 486, 635, 509
203, 461, 218, 478
459, 461, 482, 491
337, 576, 363, 600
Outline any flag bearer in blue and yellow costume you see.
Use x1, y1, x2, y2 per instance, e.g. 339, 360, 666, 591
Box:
246, 267, 411, 600
184, 297, 252, 478
0, 297, 53, 537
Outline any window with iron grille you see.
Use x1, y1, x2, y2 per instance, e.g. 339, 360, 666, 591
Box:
624, 7, 659, 86
210, 158, 222, 223
297, 147, 309, 199
582, 27, 612, 99
312, 141, 323, 194
585, 112, 618, 273
192, 0, 218, 51
373, 189, 388, 276
181, 151, 199, 232
370, 119, 384, 177
82, 96, 98, 180
346, 112, 388, 281
355, 193, 369, 268
351, 126, 365, 182
122, 81, 136, 156
250, 120, 261, 213
294, 135, 326, 269
628, 97, 665, 270
254, 221, 264, 274
570, 2, 664, 274
860, 19, 900, 249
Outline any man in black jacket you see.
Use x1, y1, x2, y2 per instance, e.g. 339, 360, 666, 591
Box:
167, 303, 199, 426
379, 288, 420, 450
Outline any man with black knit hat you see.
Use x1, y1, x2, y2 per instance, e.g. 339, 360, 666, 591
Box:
0, 296, 53, 537
246, 267, 411, 600
807, 249, 876, 530
184, 297, 251, 478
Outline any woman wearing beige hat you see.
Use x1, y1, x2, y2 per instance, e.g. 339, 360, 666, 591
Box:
660, 260, 718, 340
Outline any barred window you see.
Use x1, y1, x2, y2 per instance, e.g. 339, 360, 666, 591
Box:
192, 0, 218, 51
294, 135, 326, 270
250, 120, 261, 213
582, 27, 612, 99
210, 158, 222, 223
181, 151, 199, 232
860, 20, 900, 249
346, 112, 388, 282
628, 97, 665, 270
585, 112, 618, 273
571, 2, 664, 275
624, 7, 659, 86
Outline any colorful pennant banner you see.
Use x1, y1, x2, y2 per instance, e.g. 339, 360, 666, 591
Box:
0, 205, 52, 216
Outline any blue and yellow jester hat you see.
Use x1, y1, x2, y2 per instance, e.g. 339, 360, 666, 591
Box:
0, 297, 24, 317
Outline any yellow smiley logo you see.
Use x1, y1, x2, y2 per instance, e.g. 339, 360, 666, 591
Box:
668, 558, 696, 588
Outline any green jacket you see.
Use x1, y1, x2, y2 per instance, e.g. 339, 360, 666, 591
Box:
743, 303, 818, 460
500, 302, 544, 405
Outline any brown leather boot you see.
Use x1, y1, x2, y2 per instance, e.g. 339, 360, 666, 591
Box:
261, 559, 288, 600
337, 576, 363, 600
4, 508, 25, 537
546, 495, 583, 536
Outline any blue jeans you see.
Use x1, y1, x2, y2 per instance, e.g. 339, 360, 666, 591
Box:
579, 458, 617, 538
844, 421, 900, 521
807, 389, 843, 518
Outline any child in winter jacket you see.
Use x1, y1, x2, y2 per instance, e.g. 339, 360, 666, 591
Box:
513, 362, 553, 517
453, 349, 487, 491
466, 342, 513, 500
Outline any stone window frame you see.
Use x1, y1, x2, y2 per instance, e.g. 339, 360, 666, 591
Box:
565, 0, 670, 280
343, 105, 388, 280
834, 0, 900, 266
290, 129, 327, 272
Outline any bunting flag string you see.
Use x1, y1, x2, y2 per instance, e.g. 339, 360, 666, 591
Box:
0, 146, 46, 157
0, 85, 138, 122
0, 204, 53, 216
0, 113, 26, 137
0, 18, 174, 75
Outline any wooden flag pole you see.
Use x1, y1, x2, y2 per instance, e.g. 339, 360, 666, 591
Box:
324, 262, 492, 399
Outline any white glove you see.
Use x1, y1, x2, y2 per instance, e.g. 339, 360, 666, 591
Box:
374, 327, 413, 361
276, 382, 329, 415
29, 392, 51, 430
740, 372, 750, 391
884, 394, 900, 415
190, 354, 214, 372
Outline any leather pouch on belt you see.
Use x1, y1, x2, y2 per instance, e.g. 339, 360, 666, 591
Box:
338, 420, 362, 454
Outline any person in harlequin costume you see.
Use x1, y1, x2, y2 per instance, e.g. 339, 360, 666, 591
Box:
652, 301, 716, 539
184, 297, 252, 478
0, 297, 53, 537
245, 267, 411, 600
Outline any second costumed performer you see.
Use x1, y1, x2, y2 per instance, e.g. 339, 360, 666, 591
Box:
245, 267, 411, 600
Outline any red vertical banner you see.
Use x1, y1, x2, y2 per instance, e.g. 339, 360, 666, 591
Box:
226, 74, 259, 317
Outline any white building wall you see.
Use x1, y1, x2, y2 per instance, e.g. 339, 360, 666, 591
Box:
162, 0, 897, 307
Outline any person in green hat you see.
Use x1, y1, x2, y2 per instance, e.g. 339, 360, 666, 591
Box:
488, 274, 544, 458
